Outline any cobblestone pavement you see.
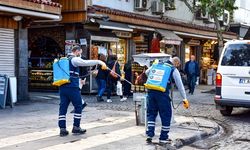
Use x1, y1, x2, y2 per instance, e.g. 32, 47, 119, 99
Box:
27, 85, 250, 149
174, 86, 250, 150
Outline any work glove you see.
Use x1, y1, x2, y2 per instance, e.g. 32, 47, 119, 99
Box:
101, 64, 108, 70
183, 99, 189, 109
120, 77, 125, 81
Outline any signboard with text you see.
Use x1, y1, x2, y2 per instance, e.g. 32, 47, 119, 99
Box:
0, 75, 8, 109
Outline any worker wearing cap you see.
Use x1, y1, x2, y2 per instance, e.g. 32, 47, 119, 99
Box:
58, 46, 107, 136
145, 57, 189, 145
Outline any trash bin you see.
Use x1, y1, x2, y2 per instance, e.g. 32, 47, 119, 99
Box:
133, 92, 147, 126
207, 69, 215, 85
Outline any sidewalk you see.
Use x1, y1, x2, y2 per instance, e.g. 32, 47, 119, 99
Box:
0, 93, 220, 150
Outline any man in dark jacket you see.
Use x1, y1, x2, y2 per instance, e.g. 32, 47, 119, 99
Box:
184, 55, 200, 95
123, 59, 132, 98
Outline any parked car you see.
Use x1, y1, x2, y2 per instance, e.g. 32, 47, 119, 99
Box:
215, 40, 250, 116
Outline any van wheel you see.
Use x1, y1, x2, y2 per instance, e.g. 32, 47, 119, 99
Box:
220, 106, 233, 116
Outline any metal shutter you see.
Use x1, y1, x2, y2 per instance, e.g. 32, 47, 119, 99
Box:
0, 28, 15, 77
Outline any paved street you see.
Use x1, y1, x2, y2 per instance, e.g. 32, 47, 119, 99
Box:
0, 85, 250, 150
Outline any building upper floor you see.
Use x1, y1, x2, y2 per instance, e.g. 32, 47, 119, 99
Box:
233, 0, 250, 25
90, 0, 216, 28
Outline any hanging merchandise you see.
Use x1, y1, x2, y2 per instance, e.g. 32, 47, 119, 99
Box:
91, 45, 99, 60
150, 33, 160, 53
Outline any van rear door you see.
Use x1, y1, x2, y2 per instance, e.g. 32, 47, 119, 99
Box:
220, 43, 250, 101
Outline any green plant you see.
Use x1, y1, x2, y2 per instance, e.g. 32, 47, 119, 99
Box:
181, 0, 237, 55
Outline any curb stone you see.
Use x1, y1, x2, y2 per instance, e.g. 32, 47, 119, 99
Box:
173, 119, 221, 149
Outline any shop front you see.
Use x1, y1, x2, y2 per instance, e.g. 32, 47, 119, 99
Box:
200, 40, 218, 85
157, 29, 183, 57
130, 27, 154, 92
81, 24, 132, 93
0, 0, 61, 100
28, 27, 65, 91
183, 38, 218, 85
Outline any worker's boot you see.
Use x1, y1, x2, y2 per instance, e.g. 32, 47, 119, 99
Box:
72, 126, 86, 135
60, 128, 69, 137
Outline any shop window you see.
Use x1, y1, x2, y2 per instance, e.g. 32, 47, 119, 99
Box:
29, 36, 63, 69
28, 36, 62, 90
91, 41, 109, 60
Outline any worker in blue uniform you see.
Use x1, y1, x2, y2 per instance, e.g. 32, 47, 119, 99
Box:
145, 57, 189, 145
58, 46, 107, 136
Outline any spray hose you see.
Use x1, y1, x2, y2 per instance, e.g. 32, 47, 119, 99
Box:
106, 67, 133, 85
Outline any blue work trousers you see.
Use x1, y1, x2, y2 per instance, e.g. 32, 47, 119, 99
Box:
146, 90, 172, 142
58, 87, 82, 128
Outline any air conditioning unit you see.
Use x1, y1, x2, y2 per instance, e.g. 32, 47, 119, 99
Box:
134, 0, 147, 11
151, 1, 165, 15
87, 0, 93, 6
195, 1, 201, 7
218, 10, 230, 26
223, 10, 230, 26
218, 15, 223, 22
208, 15, 214, 23
196, 8, 208, 20
165, 0, 175, 10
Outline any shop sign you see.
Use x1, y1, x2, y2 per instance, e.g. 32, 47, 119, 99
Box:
65, 40, 76, 55
133, 34, 144, 42
80, 38, 87, 46
161, 40, 181, 45
91, 36, 119, 42
113, 31, 132, 38
187, 39, 200, 46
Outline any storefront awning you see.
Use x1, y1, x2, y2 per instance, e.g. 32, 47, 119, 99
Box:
128, 25, 155, 31
156, 29, 183, 45
88, 30, 119, 42
97, 20, 133, 32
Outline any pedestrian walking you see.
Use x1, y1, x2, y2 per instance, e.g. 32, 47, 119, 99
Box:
145, 57, 189, 145
184, 55, 200, 95
96, 54, 108, 102
107, 49, 113, 63
58, 46, 107, 137
106, 55, 125, 103
122, 59, 133, 99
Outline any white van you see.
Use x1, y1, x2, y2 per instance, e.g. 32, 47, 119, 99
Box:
215, 40, 250, 116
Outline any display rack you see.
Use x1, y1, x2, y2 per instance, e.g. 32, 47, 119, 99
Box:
29, 69, 57, 90
135, 35, 148, 54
